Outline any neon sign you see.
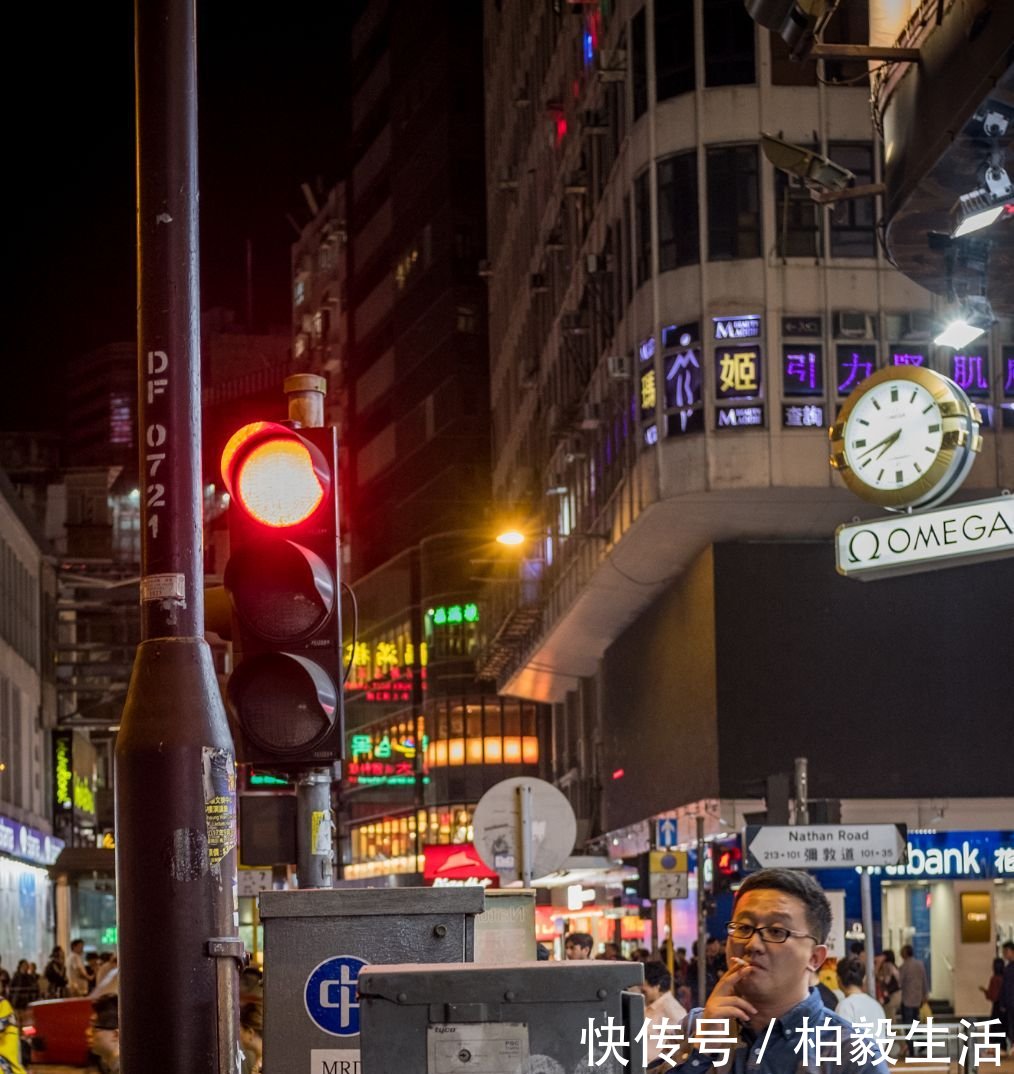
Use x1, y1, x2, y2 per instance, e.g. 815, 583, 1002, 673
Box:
427, 604, 479, 627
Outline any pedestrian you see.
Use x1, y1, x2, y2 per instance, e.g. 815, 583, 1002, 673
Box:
639, 960, 687, 1069
0, 991, 26, 1074
980, 957, 1005, 1025
9, 960, 39, 1023
93, 954, 118, 998
564, 932, 593, 960
67, 938, 90, 997
837, 955, 886, 1028
875, 949, 901, 1019
240, 1001, 263, 1074
1001, 940, 1014, 1054
668, 867, 889, 1071
0, 958, 9, 1000
600, 942, 624, 960
43, 947, 67, 998
88, 993, 119, 1074
898, 943, 930, 1057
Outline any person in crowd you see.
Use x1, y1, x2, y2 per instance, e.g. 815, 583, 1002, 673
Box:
9, 960, 39, 1023
88, 993, 119, 1074
811, 967, 839, 1011
564, 932, 593, 960
536, 942, 551, 961
876, 949, 901, 1019
67, 938, 90, 997
0, 990, 25, 1074
898, 943, 930, 1056
639, 960, 688, 1070
600, 942, 625, 961
43, 947, 67, 998
1001, 940, 1014, 1053
849, 941, 867, 966
240, 964, 264, 999
672, 946, 689, 985
980, 956, 1005, 1029
669, 868, 888, 1072
837, 955, 886, 1028
93, 953, 119, 998
240, 1001, 263, 1074
0, 959, 9, 1000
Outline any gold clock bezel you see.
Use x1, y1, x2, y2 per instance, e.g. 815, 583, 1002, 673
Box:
828, 365, 977, 508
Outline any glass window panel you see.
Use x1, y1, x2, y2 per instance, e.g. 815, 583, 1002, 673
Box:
655, 0, 695, 100
707, 146, 761, 260
703, 0, 755, 86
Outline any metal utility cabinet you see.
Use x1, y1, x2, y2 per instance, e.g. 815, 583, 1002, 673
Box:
358, 961, 645, 1074
260, 886, 485, 1074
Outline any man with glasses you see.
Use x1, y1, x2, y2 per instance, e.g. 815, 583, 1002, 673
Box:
669, 868, 888, 1071
87, 993, 120, 1074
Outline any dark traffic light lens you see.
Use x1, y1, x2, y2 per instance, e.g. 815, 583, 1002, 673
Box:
225, 540, 335, 644
229, 654, 337, 757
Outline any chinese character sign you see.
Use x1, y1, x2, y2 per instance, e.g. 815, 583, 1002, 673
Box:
715, 346, 762, 399
891, 349, 926, 367
950, 351, 991, 398
836, 344, 876, 394
782, 347, 823, 397
782, 404, 825, 428
641, 368, 657, 418
1004, 345, 1014, 399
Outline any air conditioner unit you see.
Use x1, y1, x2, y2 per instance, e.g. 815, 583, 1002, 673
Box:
901, 310, 934, 340
586, 253, 605, 274
606, 355, 631, 380
598, 49, 627, 82
835, 311, 869, 338
530, 273, 549, 293
577, 403, 602, 430
478, 259, 494, 279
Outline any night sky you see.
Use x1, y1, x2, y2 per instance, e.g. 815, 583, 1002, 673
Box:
3, 1, 348, 432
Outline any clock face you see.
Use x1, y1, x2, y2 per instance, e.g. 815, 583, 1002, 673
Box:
842, 379, 943, 491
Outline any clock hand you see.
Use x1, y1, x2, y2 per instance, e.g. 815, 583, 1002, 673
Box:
875, 429, 902, 459
858, 428, 901, 459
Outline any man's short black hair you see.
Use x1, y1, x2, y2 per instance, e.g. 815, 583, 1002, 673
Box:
837, 956, 865, 990
732, 868, 832, 944
642, 960, 673, 991
565, 931, 593, 950
92, 993, 118, 1031
1003, 940, 1014, 952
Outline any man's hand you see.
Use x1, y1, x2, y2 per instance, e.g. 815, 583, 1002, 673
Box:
699, 956, 758, 1027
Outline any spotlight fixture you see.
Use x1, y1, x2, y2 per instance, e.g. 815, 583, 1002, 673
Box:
950, 163, 1014, 238
934, 294, 995, 348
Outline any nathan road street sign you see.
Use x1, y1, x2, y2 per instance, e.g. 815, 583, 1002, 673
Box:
745, 824, 907, 871
649, 850, 689, 899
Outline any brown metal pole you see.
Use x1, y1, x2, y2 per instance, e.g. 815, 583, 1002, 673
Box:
115, 0, 241, 1068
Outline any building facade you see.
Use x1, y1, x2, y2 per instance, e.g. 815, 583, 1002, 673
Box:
479, 0, 1014, 978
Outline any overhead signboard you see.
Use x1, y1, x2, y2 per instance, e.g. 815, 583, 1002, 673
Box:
836, 495, 1014, 579
745, 824, 907, 871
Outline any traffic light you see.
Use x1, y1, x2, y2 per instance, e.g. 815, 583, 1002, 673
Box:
713, 841, 743, 894
220, 420, 344, 767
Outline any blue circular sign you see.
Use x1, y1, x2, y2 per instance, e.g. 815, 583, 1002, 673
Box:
304, 954, 369, 1037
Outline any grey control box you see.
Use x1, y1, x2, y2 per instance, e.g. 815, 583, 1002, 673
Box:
260, 886, 485, 1074
358, 960, 645, 1074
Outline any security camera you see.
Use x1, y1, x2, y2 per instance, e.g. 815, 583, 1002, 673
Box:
761, 132, 855, 193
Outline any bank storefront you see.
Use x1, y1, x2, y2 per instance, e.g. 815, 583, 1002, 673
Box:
0, 814, 63, 964
816, 829, 1014, 1016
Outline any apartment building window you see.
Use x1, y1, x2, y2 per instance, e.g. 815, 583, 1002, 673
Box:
707, 145, 761, 260
631, 8, 648, 120
703, 0, 756, 87
657, 151, 699, 270
822, 0, 870, 85
829, 143, 876, 258
655, 0, 694, 101
634, 171, 653, 285
622, 194, 633, 304
774, 156, 821, 258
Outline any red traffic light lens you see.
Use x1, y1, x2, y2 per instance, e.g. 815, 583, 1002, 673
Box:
221, 422, 329, 528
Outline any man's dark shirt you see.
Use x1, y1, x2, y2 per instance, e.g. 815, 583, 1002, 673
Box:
671, 987, 890, 1072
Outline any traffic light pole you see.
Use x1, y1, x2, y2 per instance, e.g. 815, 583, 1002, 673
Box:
115, 0, 241, 1069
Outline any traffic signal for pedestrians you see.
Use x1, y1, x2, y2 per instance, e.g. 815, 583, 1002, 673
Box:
713, 841, 743, 894
220, 420, 344, 767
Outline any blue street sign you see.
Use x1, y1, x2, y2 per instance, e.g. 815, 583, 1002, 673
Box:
656, 818, 678, 849
304, 954, 368, 1036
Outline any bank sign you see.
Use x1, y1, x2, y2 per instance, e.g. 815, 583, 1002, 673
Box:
866, 830, 1014, 880
836, 494, 1014, 579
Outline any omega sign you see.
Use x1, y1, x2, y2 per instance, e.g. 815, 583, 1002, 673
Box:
836, 494, 1014, 579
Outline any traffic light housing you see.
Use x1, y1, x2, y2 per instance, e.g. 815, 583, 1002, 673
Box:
220, 421, 344, 767
713, 840, 743, 894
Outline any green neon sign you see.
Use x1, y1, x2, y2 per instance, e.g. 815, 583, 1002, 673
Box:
426, 603, 479, 626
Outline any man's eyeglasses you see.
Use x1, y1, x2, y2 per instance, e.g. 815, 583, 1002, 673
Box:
726, 921, 818, 944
